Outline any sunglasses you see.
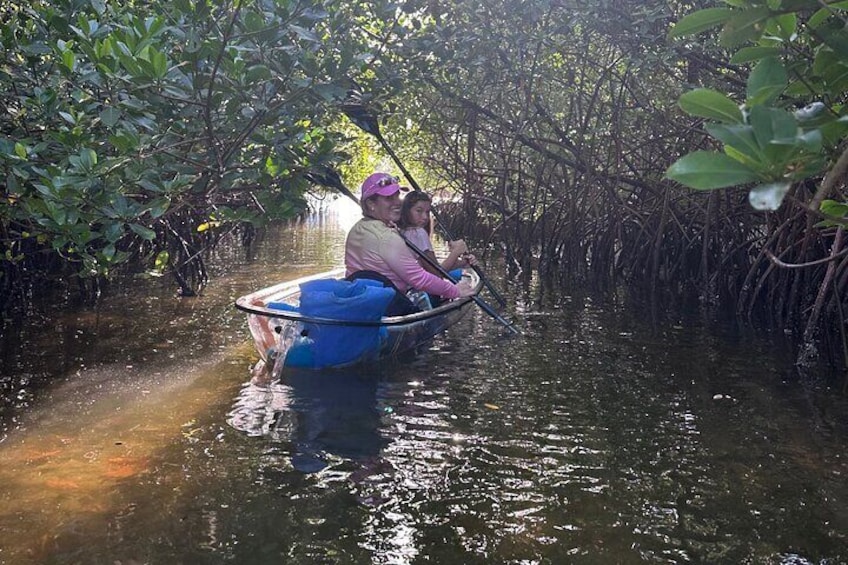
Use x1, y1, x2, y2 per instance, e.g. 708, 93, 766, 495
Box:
375, 175, 399, 188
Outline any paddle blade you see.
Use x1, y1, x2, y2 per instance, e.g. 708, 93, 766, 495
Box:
304, 168, 359, 204
341, 102, 381, 137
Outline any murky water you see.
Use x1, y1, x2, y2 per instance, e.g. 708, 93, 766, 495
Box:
1, 202, 847, 564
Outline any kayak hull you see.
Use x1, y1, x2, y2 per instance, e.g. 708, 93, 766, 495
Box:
235, 268, 481, 373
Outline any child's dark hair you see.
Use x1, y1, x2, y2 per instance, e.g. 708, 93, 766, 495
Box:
399, 190, 432, 232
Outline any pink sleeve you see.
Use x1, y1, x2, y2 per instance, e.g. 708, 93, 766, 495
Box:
383, 234, 460, 299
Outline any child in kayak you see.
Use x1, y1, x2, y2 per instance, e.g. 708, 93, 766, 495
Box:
398, 190, 476, 276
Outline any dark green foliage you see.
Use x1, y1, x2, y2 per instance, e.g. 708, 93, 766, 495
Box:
0, 0, 392, 299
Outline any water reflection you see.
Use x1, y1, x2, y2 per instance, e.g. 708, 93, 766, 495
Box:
1, 206, 848, 564
227, 371, 389, 473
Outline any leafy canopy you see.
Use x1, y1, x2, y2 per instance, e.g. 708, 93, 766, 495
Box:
666, 0, 848, 216
0, 0, 401, 280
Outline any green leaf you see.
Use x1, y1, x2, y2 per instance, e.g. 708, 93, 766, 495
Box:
243, 11, 265, 33
103, 222, 123, 242
129, 223, 156, 240
810, 1, 848, 29
80, 148, 98, 169
796, 129, 823, 153
765, 13, 796, 42
103, 243, 116, 260
314, 83, 346, 102
818, 20, 848, 58
706, 123, 763, 161
792, 155, 826, 180
750, 106, 797, 151
679, 89, 743, 123
720, 6, 771, 48
820, 118, 848, 147
820, 199, 848, 218
34, 183, 53, 197
153, 250, 169, 272
289, 24, 319, 43
724, 144, 763, 169
668, 8, 733, 39
730, 46, 781, 64
14, 142, 27, 159
150, 49, 168, 79
100, 107, 121, 127
147, 197, 170, 218
666, 151, 761, 189
62, 49, 76, 71
746, 57, 787, 105
109, 194, 130, 217
245, 64, 271, 83
813, 49, 848, 93
265, 155, 280, 176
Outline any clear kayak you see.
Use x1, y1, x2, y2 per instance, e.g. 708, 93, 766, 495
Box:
235, 268, 482, 375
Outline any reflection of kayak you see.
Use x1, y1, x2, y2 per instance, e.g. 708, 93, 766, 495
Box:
235, 268, 482, 372
226, 371, 388, 472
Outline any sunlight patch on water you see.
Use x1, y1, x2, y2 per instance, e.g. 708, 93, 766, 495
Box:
0, 343, 253, 564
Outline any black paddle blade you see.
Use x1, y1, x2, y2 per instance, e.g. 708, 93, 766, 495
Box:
304, 168, 359, 204
304, 168, 341, 189
341, 101, 381, 137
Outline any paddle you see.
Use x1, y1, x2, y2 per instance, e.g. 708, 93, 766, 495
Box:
305, 168, 521, 335
340, 98, 508, 309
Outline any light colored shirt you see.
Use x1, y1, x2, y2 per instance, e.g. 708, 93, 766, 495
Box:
345, 218, 459, 299
401, 227, 432, 253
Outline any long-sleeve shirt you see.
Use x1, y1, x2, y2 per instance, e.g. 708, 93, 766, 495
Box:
400, 226, 433, 252
345, 218, 460, 299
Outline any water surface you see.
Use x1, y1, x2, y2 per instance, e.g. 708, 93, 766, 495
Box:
1, 203, 846, 564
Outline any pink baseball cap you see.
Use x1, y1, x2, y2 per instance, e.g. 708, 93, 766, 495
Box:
361, 173, 407, 201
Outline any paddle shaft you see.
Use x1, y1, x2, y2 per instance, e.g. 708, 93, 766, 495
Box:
396, 230, 520, 335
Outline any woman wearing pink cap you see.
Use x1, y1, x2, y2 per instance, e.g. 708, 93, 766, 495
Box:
345, 172, 476, 315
